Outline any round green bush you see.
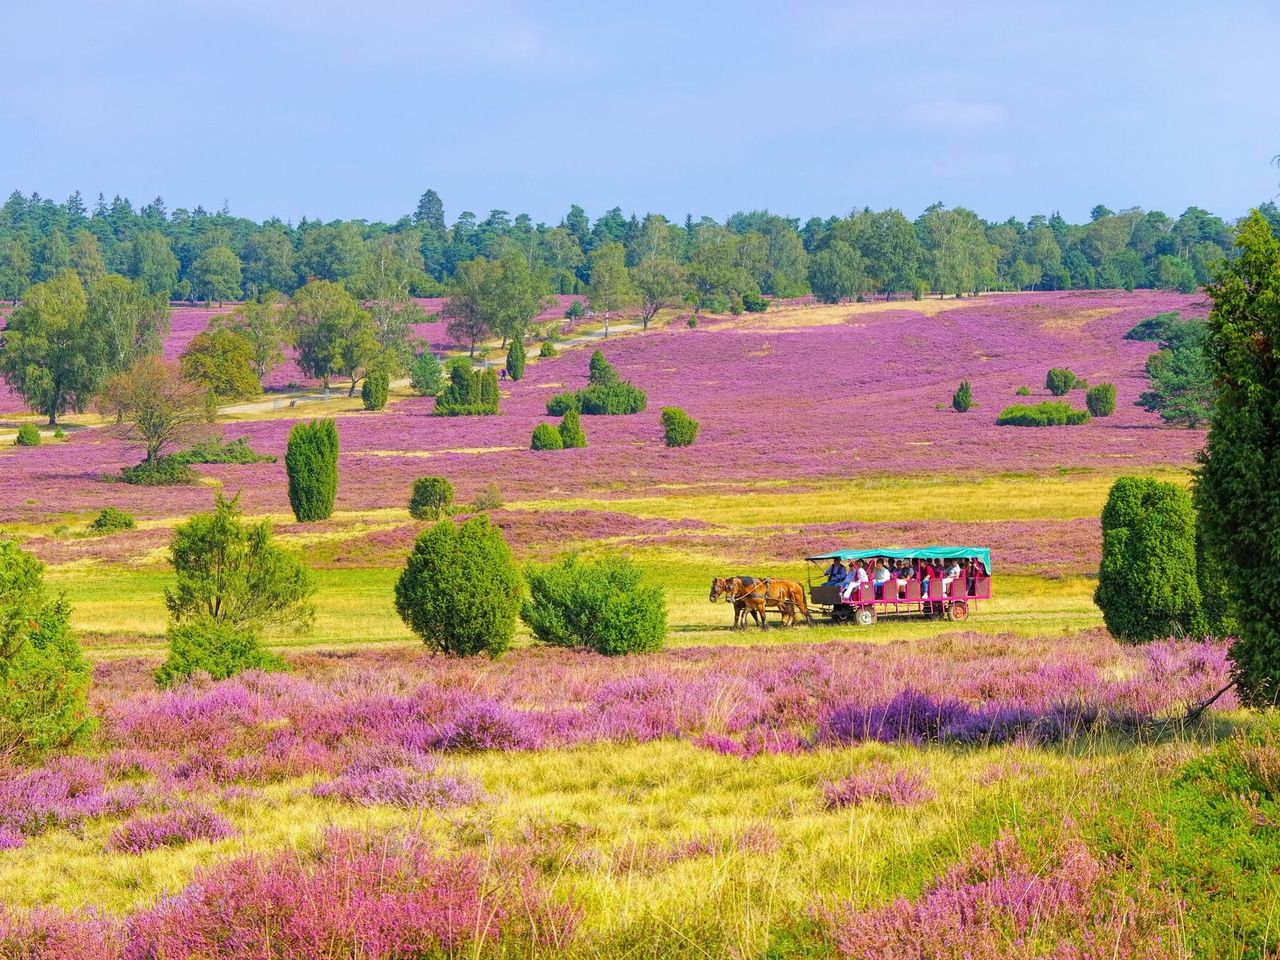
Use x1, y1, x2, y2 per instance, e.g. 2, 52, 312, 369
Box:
89, 507, 135, 535
15, 424, 41, 446
409, 351, 445, 397
661, 406, 699, 447
530, 423, 563, 451
53, 427, 66, 440
1016, 386, 1031, 396
154, 618, 287, 689
742, 291, 769, 313
521, 555, 667, 655
1086, 383, 1117, 417
952, 380, 973, 413
285, 419, 339, 522
996, 401, 1090, 427
559, 408, 587, 448
394, 517, 522, 657
1045, 368, 1078, 396
1094, 476, 1205, 643
539, 341, 558, 359
120, 456, 199, 486
409, 476, 454, 520
0, 540, 94, 760
361, 369, 389, 411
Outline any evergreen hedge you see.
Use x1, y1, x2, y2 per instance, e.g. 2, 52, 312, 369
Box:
506, 338, 526, 381
394, 517, 523, 657
285, 419, 339, 521
120, 456, 199, 486
952, 380, 973, 413
521, 555, 666, 655
1094, 476, 1205, 643
408, 476, 454, 520
434, 365, 499, 416
996, 401, 1090, 426
660, 407, 699, 447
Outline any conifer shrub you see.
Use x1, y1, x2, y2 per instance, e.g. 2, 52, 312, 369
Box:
1045, 368, 1078, 396
154, 619, 287, 689
661, 406, 699, 447
175, 437, 274, 465
547, 353, 647, 416
1124, 311, 1181, 341
1095, 476, 1205, 643
742, 291, 769, 312
559, 408, 587, 448
952, 380, 973, 413
120, 455, 198, 486
588, 349, 616, 387
506, 338, 526, 381
1086, 383, 1117, 417
530, 423, 563, 451
996, 402, 1090, 427
88, 507, 135, 535
361, 369, 389, 411
408, 476, 454, 521
434, 365, 499, 416
0, 540, 94, 760
565, 300, 585, 321
14, 424, 40, 447
521, 555, 666, 655
408, 351, 445, 397
285, 419, 339, 522
539, 341, 557, 358
1015, 386, 1031, 396
394, 517, 522, 657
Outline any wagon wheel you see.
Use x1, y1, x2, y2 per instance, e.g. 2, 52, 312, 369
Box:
946, 600, 969, 622
855, 606, 876, 627
831, 607, 854, 625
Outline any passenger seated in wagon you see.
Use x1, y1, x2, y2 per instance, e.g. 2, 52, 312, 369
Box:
822, 557, 847, 584
839, 560, 869, 600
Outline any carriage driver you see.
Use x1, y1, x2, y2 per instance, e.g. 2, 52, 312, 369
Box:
822, 557, 847, 584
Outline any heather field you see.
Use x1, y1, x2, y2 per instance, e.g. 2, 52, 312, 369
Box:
4, 290, 1275, 959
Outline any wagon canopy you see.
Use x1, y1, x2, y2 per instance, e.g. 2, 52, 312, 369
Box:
805, 546, 992, 572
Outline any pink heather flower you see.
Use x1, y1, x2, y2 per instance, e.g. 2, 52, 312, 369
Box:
106, 806, 234, 854
822, 763, 936, 809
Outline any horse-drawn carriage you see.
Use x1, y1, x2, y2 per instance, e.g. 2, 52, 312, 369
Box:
805, 546, 991, 626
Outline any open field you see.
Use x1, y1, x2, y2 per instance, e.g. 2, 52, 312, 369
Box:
5, 290, 1273, 958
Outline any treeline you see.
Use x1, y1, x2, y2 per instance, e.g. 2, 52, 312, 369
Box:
2, 189, 1279, 307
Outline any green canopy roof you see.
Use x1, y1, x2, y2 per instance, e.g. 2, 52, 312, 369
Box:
805, 546, 992, 571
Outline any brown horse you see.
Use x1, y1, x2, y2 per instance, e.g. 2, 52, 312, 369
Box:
710, 576, 767, 630
761, 578, 814, 627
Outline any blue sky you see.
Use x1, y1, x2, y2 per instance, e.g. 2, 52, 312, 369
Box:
2, 1, 1276, 225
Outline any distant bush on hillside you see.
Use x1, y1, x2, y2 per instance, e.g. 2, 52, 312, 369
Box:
285, 419, 339, 522
742, 291, 769, 313
661, 407, 699, 447
155, 619, 288, 689
120, 456, 198, 486
521, 555, 666, 656
361, 369, 389, 411
408, 351, 445, 397
15, 424, 40, 447
1135, 317, 1213, 427
539, 341, 557, 358
952, 380, 973, 413
996, 401, 1090, 427
1086, 383, 1117, 417
174, 436, 274, 465
1015, 386, 1031, 396
434, 366, 499, 416
530, 423, 563, 451
472, 482, 503, 512
546, 350, 646, 416
409, 477, 454, 520
1045, 368, 1079, 396
559, 408, 587, 448
1124, 311, 1182, 341
506, 338, 526, 381
88, 507, 135, 535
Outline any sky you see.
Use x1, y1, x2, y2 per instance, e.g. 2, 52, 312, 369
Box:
2, 0, 1277, 227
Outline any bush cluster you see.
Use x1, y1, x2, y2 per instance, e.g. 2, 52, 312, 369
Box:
174, 436, 274, 465
285, 419, 339, 522
506, 338, 526, 381
434, 365, 499, 416
120, 456, 198, 486
952, 380, 973, 413
1045, 368, 1080, 396
155, 619, 287, 689
530, 423, 563, 451
361, 369, 389, 411
408, 476, 454, 520
521, 555, 666, 655
1095, 476, 1205, 643
471, 482, 503, 512
88, 507, 135, 534
1124, 311, 1181, 341
996, 401, 1090, 427
1085, 383, 1117, 417
1015, 385, 1031, 396
742, 291, 769, 312
395, 517, 522, 657
660, 406, 699, 447
15, 424, 40, 446
0, 540, 94, 760
546, 350, 647, 416
539, 341, 558, 358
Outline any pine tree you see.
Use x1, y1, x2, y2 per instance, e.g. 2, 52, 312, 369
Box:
285, 419, 339, 522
